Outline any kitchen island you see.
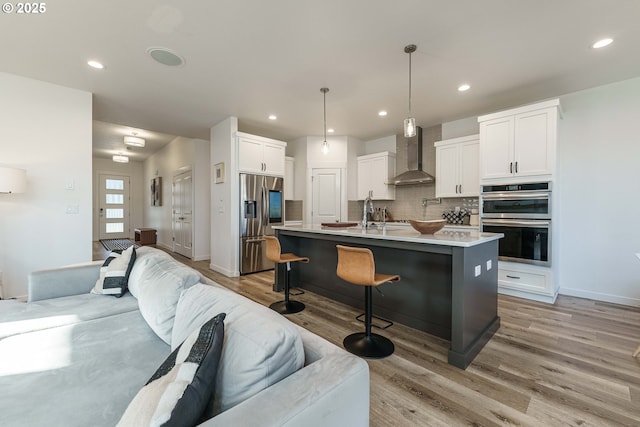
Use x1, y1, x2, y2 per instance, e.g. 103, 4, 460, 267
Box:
272, 223, 503, 369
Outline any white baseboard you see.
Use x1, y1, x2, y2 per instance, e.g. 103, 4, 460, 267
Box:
209, 263, 239, 278
559, 287, 640, 308
193, 254, 210, 262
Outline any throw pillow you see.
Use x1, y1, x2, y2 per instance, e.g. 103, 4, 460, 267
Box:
91, 245, 137, 297
117, 313, 226, 427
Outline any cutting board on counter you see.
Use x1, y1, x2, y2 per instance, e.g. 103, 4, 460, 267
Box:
321, 222, 359, 228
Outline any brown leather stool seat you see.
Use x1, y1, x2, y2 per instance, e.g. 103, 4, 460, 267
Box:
336, 245, 400, 359
265, 235, 309, 314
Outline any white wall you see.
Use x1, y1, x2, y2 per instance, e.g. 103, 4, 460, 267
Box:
0, 72, 92, 298
210, 117, 239, 277
286, 137, 307, 200
92, 158, 144, 240
556, 76, 640, 306
362, 135, 396, 155
143, 136, 210, 260
442, 117, 479, 139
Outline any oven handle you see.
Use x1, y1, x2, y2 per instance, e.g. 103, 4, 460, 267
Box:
481, 192, 550, 200
482, 219, 550, 227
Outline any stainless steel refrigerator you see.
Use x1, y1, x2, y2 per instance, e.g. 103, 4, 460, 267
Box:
239, 173, 284, 274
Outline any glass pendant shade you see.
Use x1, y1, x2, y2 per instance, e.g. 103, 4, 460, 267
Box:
404, 117, 416, 138
321, 141, 329, 155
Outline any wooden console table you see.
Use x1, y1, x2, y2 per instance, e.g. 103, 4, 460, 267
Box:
134, 228, 157, 246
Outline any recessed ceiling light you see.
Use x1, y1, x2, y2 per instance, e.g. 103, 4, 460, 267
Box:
378, 111, 388, 117
458, 84, 471, 92
146, 47, 185, 67
88, 60, 104, 69
268, 114, 277, 120
592, 38, 613, 49
327, 128, 335, 133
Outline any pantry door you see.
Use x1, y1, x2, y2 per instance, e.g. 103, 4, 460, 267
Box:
98, 174, 131, 240
311, 168, 341, 224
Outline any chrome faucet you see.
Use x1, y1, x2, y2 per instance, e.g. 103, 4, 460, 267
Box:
362, 191, 374, 228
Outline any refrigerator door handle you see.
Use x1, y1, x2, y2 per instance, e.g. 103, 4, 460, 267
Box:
263, 185, 269, 225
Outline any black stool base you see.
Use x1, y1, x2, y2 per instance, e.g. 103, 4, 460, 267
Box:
343, 332, 394, 359
269, 300, 305, 314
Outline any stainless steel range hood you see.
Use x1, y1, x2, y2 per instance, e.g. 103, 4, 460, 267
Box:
391, 126, 435, 186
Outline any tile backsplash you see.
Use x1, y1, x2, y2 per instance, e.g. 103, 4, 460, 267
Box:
285, 200, 303, 221
349, 195, 478, 222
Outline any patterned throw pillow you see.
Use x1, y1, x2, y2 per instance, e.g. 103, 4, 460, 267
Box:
117, 313, 226, 427
92, 245, 137, 297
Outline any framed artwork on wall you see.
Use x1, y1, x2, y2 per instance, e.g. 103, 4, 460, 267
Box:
214, 162, 225, 184
151, 176, 162, 206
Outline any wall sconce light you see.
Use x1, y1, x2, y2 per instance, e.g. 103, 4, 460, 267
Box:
0, 166, 27, 194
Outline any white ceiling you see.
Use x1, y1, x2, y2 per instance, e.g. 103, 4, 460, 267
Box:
2, 0, 640, 160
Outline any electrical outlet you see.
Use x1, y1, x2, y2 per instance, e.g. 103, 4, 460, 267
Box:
474, 265, 481, 277
486, 260, 492, 270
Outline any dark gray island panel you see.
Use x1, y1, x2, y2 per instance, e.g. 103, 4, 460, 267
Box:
273, 225, 502, 369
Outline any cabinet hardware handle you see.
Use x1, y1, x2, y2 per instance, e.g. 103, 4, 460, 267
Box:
506, 275, 521, 279
459, 184, 462, 193
510, 162, 513, 173
515, 161, 519, 173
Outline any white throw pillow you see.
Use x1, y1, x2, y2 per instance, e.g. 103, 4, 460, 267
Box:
135, 256, 202, 344
91, 246, 136, 297
172, 284, 305, 415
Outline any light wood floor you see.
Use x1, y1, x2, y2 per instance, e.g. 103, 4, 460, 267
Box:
94, 242, 640, 426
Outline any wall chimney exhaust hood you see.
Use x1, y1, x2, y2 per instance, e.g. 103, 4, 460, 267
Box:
391, 126, 435, 186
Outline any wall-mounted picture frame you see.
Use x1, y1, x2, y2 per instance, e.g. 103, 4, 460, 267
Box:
214, 162, 225, 184
151, 176, 162, 206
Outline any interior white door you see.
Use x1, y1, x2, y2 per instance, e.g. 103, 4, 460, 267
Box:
311, 168, 341, 224
98, 174, 131, 240
172, 171, 193, 259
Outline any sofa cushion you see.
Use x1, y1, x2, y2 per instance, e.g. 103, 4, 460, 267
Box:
0, 293, 139, 339
133, 252, 202, 344
0, 310, 170, 427
117, 313, 226, 427
172, 283, 305, 415
127, 246, 174, 299
91, 246, 136, 297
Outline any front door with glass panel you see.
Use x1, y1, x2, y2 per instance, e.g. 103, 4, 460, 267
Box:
99, 174, 131, 240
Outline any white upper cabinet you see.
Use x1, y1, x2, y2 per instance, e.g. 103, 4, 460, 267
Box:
357, 152, 396, 200
478, 99, 559, 183
435, 135, 479, 198
284, 156, 295, 200
237, 132, 286, 176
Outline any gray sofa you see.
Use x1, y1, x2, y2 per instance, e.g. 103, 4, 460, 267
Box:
0, 247, 369, 426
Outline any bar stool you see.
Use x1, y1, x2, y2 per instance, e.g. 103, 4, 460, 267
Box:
336, 245, 400, 359
265, 235, 309, 315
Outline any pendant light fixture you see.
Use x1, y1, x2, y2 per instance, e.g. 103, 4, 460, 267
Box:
403, 44, 417, 138
320, 87, 330, 155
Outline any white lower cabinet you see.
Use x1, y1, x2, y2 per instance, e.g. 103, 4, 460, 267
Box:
497, 261, 557, 303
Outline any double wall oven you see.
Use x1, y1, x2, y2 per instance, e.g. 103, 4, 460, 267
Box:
480, 182, 551, 266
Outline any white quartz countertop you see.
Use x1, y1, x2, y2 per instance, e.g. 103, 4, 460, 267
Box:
273, 223, 502, 248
